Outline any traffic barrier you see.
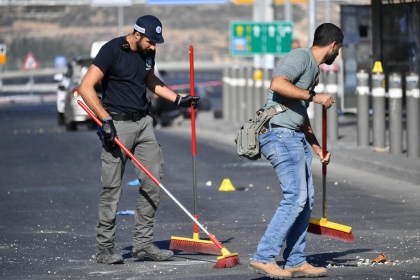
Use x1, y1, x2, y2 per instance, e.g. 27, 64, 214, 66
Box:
245, 66, 254, 120
312, 69, 325, 139
263, 68, 273, 109
237, 67, 247, 123
371, 62, 386, 151
406, 72, 420, 158
388, 72, 403, 155
222, 67, 230, 121
356, 69, 370, 147
230, 66, 239, 123
254, 69, 264, 115
324, 64, 339, 141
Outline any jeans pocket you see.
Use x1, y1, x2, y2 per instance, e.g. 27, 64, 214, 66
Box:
260, 134, 277, 163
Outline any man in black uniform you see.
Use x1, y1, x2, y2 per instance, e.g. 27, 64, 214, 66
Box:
79, 15, 199, 265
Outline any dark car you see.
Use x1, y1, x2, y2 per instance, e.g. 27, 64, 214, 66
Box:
149, 84, 211, 127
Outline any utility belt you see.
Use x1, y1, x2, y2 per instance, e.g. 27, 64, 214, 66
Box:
107, 110, 147, 122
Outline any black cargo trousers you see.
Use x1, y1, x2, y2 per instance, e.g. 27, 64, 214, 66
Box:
96, 115, 164, 250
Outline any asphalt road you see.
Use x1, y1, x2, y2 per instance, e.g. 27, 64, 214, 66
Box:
1, 103, 419, 280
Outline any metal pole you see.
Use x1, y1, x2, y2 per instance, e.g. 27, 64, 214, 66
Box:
0, 64, 2, 91
263, 68, 272, 108
308, 0, 316, 47
254, 68, 264, 111
325, 0, 330, 23
388, 72, 403, 154
356, 69, 370, 146
285, 0, 292, 22
222, 67, 230, 121
406, 72, 420, 158
29, 72, 34, 95
245, 66, 254, 120
372, 72, 386, 150
118, 6, 124, 36
230, 66, 239, 123
325, 67, 338, 141
237, 67, 247, 123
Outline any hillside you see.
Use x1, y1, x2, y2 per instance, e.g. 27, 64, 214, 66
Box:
0, 3, 341, 71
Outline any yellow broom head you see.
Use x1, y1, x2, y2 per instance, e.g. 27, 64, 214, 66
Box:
309, 217, 352, 233
213, 247, 240, 268
308, 217, 355, 242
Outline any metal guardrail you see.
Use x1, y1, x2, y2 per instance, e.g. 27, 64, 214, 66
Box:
0, 0, 146, 5
1, 61, 253, 79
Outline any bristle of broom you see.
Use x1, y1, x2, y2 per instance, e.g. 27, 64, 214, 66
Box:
170, 236, 222, 255
213, 247, 240, 268
213, 255, 240, 268
308, 223, 355, 242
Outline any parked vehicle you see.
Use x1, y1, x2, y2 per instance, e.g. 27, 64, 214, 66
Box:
53, 41, 106, 130
169, 83, 212, 111
148, 81, 218, 127
53, 72, 69, 125
60, 55, 102, 131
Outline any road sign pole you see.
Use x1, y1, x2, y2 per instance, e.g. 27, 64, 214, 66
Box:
29, 72, 34, 95
0, 64, 2, 91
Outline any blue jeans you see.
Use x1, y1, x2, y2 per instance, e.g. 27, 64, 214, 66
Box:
251, 126, 314, 268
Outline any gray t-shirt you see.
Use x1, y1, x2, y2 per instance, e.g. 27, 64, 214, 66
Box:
264, 48, 319, 131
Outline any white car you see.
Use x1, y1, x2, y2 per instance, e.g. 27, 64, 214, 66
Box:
62, 55, 102, 131
54, 72, 70, 125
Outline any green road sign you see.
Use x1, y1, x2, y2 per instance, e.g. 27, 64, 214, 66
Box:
230, 21, 293, 56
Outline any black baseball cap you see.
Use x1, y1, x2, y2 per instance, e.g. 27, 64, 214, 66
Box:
134, 15, 164, 44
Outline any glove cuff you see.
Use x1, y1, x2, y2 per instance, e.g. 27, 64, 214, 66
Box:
174, 94, 181, 105
103, 117, 113, 121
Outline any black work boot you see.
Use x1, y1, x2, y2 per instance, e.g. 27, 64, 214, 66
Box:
131, 243, 174, 261
96, 248, 124, 264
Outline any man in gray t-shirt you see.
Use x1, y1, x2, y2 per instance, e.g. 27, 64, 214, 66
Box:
249, 23, 343, 279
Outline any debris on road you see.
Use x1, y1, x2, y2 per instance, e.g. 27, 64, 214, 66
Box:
372, 253, 393, 264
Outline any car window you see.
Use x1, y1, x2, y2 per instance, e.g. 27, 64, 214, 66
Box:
73, 58, 94, 84
65, 64, 73, 78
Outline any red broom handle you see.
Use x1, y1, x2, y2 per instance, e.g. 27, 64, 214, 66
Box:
322, 106, 327, 175
78, 101, 160, 186
190, 45, 196, 155
322, 105, 327, 219
77, 100, 225, 250
190, 45, 199, 232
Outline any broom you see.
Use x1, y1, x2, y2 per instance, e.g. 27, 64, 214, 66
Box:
78, 100, 240, 268
170, 45, 222, 256
307, 106, 355, 242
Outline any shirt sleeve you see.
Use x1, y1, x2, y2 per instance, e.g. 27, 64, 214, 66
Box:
92, 42, 115, 75
275, 49, 310, 84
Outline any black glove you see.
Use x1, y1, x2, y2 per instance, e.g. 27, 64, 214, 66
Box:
100, 118, 117, 151
174, 94, 200, 108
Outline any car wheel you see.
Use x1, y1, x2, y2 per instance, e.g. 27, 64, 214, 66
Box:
58, 112, 65, 125
66, 121, 77, 131
214, 109, 223, 119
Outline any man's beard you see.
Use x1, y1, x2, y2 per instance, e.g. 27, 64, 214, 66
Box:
136, 41, 149, 53
324, 52, 337, 65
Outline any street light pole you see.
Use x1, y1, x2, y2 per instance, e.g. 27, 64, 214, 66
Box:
308, 0, 316, 47
118, 6, 124, 36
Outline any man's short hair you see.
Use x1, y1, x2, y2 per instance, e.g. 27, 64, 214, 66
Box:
312, 23, 344, 47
